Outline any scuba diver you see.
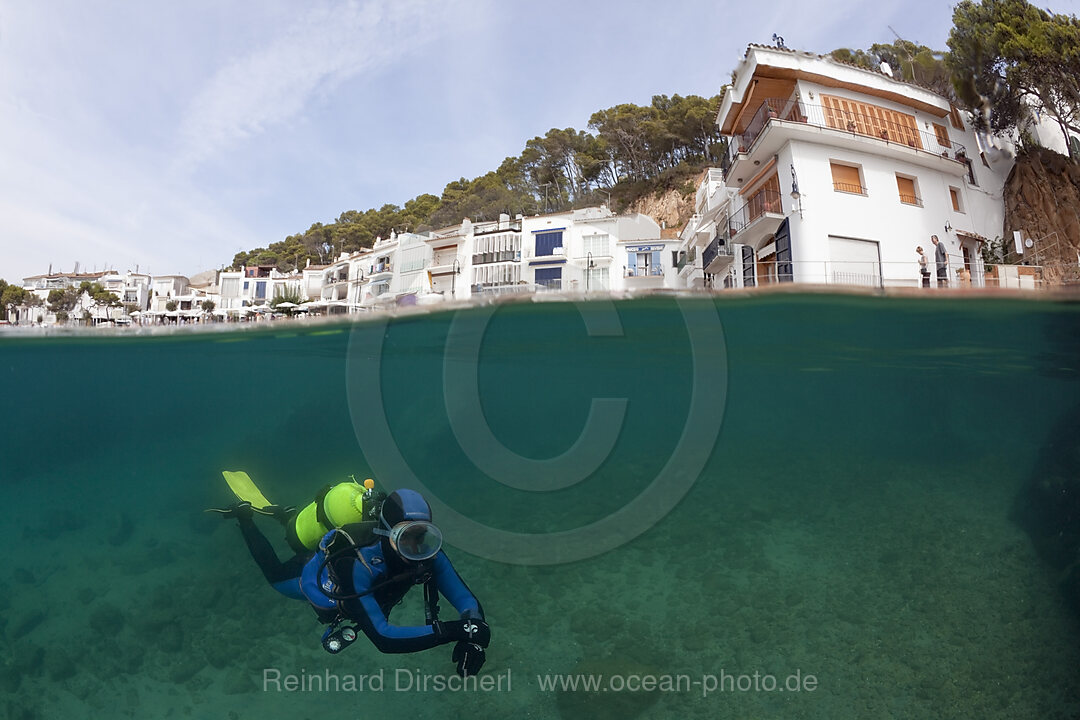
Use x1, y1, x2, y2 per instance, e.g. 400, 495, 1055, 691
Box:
210, 475, 489, 677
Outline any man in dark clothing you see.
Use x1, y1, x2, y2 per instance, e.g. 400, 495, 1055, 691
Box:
932, 235, 948, 287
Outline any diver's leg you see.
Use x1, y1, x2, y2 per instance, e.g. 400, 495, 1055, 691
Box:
235, 514, 310, 598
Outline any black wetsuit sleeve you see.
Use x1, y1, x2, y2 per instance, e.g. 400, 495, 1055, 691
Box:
337, 560, 443, 654
238, 516, 308, 585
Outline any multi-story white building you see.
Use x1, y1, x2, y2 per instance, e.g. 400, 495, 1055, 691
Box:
217, 266, 304, 310
21, 270, 109, 301
149, 275, 191, 311
708, 44, 1014, 289
521, 206, 670, 293
98, 271, 152, 309
676, 168, 737, 289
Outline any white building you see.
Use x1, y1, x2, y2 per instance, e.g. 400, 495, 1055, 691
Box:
520, 206, 669, 293
676, 168, 737, 289
22, 270, 109, 302
711, 45, 1014, 288
217, 266, 304, 310
98, 271, 152, 309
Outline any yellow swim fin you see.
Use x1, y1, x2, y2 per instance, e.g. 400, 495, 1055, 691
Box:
222, 470, 273, 510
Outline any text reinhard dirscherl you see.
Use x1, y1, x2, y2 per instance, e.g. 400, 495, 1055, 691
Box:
263, 668, 512, 693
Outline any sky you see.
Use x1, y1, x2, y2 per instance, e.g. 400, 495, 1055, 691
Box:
1, 0, 1078, 282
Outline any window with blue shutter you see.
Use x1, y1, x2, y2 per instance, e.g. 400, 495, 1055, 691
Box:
626, 252, 637, 276
651, 250, 662, 276
534, 267, 562, 289
535, 231, 563, 257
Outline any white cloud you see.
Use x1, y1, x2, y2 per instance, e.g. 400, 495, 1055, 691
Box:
174, 0, 453, 174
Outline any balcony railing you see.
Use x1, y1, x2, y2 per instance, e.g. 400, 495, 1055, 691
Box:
716, 258, 1044, 290
369, 262, 393, 275
701, 233, 735, 269
727, 97, 968, 173
472, 251, 520, 265
728, 187, 783, 237
625, 266, 664, 278
832, 181, 865, 195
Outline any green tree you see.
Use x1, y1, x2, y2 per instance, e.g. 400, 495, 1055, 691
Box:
201, 300, 216, 312
165, 300, 178, 312
1, 282, 32, 320
270, 285, 305, 315
947, 0, 1080, 153
831, 42, 955, 100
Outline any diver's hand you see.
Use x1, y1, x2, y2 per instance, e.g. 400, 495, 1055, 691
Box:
433, 618, 490, 647
452, 642, 486, 677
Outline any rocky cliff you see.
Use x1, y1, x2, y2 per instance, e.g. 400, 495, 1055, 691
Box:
1003, 149, 1080, 284
626, 180, 698, 234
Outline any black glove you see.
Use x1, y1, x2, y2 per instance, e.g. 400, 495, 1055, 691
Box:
452, 642, 486, 677
433, 618, 490, 647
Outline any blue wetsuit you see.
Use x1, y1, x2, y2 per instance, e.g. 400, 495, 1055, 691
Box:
236, 516, 482, 654
301, 538, 483, 653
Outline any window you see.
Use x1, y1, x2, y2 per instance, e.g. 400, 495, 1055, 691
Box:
830, 163, 864, 194
534, 267, 562, 289
585, 267, 609, 290
221, 278, 240, 298
255, 281, 267, 299
896, 175, 920, 205
534, 231, 563, 257
949, 105, 965, 130
949, 186, 964, 213
821, 95, 921, 149
933, 123, 950, 148
243, 280, 249, 291
582, 233, 610, 257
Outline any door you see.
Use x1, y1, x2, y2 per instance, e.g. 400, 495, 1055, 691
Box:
774, 218, 793, 282
827, 236, 881, 287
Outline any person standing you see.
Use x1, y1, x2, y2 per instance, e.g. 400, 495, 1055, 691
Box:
916, 246, 930, 288
931, 235, 948, 287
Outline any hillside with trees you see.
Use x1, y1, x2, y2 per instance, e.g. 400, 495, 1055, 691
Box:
230, 94, 726, 271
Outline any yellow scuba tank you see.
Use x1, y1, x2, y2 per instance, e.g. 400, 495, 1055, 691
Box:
288, 477, 379, 553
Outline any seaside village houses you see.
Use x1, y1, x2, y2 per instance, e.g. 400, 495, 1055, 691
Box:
14, 44, 1069, 325
679, 44, 1034, 290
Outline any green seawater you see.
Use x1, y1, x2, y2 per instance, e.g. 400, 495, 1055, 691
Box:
1, 294, 1078, 719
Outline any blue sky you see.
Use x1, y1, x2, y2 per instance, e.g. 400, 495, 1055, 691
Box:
1, 0, 1077, 282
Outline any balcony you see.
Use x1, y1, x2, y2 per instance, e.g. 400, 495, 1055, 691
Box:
725, 97, 969, 184
676, 246, 696, 272
472, 250, 520, 265
702, 234, 735, 274
728, 187, 785, 251
368, 262, 393, 277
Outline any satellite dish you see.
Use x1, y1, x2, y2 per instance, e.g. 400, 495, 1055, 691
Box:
1025, 238, 1034, 248
880, 61, 893, 77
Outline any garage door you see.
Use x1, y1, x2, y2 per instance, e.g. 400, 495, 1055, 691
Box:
828, 236, 880, 287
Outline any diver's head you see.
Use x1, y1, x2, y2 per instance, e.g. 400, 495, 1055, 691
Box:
374, 489, 443, 563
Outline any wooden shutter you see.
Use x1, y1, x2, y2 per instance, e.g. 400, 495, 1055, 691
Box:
949, 187, 960, 211
830, 163, 863, 193
933, 123, 950, 147
896, 176, 917, 204
821, 95, 922, 150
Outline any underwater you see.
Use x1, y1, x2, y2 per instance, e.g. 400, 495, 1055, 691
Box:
1, 292, 1078, 719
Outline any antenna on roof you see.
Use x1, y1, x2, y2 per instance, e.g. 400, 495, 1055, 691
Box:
772, 34, 786, 49
887, 25, 916, 81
